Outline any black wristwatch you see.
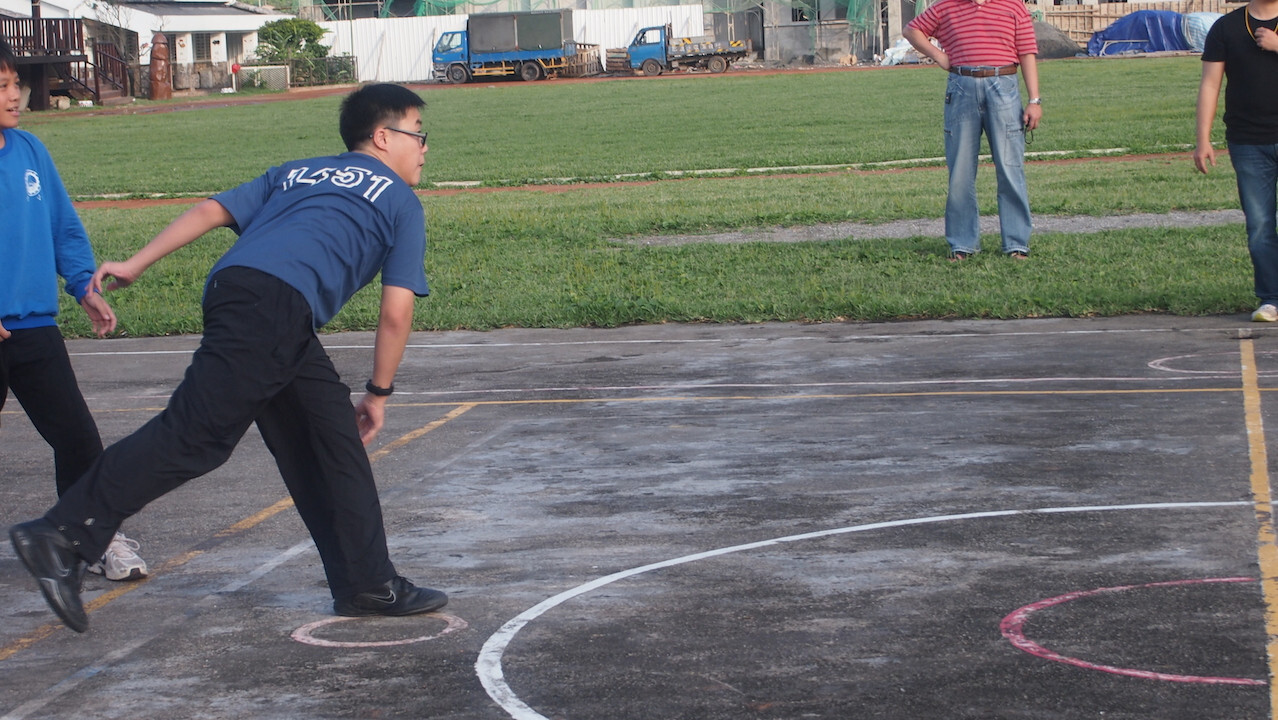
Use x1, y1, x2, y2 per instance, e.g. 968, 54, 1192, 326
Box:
365, 380, 394, 397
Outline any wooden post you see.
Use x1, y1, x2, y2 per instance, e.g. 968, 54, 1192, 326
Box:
25, 0, 50, 111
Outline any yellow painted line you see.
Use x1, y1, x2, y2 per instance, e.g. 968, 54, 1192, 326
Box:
0, 404, 472, 660
369, 403, 475, 463
0, 548, 210, 661
1239, 339, 1278, 706
215, 498, 296, 538
0, 625, 56, 662
0, 386, 1270, 420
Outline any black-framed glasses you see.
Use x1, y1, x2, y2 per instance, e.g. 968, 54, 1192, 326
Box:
384, 126, 428, 146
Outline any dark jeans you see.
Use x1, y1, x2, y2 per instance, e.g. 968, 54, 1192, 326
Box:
1229, 143, 1278, 305
48, 267, 396, 600
0, 325, 103, 496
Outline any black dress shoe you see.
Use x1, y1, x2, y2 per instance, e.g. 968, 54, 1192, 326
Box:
333, 576, 448, 617
10, 519, 89, 633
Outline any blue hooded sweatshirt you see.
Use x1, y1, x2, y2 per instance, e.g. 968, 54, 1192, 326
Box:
0, 127, 95, 329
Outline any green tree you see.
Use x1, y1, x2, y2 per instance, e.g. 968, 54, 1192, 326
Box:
255, 18, 329, 62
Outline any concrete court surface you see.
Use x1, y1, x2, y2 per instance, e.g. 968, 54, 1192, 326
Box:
1, 315, 1277, 719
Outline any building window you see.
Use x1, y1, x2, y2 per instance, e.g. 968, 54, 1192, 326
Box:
193, 33, 212, 62
792, 5, 811, 22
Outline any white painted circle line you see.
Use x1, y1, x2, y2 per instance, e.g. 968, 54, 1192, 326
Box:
1149, 352, 1278, 376
292, 612, 468, 648
476, 500, 1250, 720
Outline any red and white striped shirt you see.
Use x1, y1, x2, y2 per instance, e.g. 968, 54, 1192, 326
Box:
907, 0, 1038, 68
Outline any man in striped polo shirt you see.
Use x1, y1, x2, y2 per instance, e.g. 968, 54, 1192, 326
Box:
903, 0, 1042, 261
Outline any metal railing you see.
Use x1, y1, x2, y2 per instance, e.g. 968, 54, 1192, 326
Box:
1, 19, 131, 105
0, 17, 85, 55
93, 42, 130, 94
287, 56, 358, 86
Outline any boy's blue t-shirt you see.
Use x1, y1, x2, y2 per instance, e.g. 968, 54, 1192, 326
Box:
210, 151, 428, 329
0, 128, 97, 329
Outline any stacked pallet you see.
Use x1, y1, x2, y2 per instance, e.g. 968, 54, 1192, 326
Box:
605, 48, 632, 74
563, 44, 603, 78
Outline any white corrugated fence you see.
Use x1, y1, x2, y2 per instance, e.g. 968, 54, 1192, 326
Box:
319, 5, 705, 83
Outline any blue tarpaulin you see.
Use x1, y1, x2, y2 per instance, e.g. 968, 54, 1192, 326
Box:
1087, 10, 1189, 56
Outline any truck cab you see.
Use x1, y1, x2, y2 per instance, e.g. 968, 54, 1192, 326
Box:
433, 31, 471, 84
626, 25, 669, 75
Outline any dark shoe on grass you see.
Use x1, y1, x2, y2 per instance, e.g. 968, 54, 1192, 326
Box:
334, 576, 448, 617
9, 519, 89, 632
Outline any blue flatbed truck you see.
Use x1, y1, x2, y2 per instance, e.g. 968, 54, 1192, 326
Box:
618, 24, 751, 76
433, 10, 599, 84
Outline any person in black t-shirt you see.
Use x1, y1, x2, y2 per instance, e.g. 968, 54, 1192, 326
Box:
1196, 0, 1278, 321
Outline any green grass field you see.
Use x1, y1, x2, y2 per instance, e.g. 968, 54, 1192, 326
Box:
28, 56, 1255, 337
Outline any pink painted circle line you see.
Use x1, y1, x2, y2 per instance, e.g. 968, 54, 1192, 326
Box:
291, 612, 469, 648
999, 577, 1266, 686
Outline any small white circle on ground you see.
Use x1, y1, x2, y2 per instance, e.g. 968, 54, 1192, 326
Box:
292, 612, 468, 648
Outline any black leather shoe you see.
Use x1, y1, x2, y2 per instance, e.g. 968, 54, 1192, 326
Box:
333, 576, 448, 617
9, 519, 89, 633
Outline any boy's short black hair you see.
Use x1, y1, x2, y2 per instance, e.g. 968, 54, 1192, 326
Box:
339, 83, 426, 151
0, 36, 17, 74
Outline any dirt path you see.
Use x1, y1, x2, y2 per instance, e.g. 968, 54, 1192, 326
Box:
613, 209, 1245, 246
73, 150, 1241, 245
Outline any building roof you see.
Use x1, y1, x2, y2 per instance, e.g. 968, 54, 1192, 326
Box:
114, 1, 273, 16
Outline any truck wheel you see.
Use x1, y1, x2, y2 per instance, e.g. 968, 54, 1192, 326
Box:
707, 56, 728, 74
446, 64, 470, 84
641, 58, 663, 76
519, 61, 544, 82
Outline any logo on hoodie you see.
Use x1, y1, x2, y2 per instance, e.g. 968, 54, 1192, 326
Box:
24, 169, 40, 199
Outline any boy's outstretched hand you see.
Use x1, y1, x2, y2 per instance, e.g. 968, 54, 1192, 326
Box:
79, 291, 118, 337
91, 259, 144, 293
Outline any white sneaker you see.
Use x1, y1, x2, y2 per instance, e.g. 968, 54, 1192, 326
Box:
1254, 304, 1278, 322
88, 532, 149, 581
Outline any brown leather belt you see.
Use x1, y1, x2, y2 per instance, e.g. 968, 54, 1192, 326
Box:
949, 64, 1018, 77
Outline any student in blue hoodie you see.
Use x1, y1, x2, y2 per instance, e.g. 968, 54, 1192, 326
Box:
0, 37, 148, 582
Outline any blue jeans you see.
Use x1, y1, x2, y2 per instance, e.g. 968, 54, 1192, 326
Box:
943, 72, 1032, 255
1228, 143, 1278, 305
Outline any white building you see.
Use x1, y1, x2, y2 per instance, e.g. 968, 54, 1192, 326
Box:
0, 0, 289, 92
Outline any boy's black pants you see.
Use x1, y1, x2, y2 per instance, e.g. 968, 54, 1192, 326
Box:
0, 325, 104, 496
47, 267, 397, 600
